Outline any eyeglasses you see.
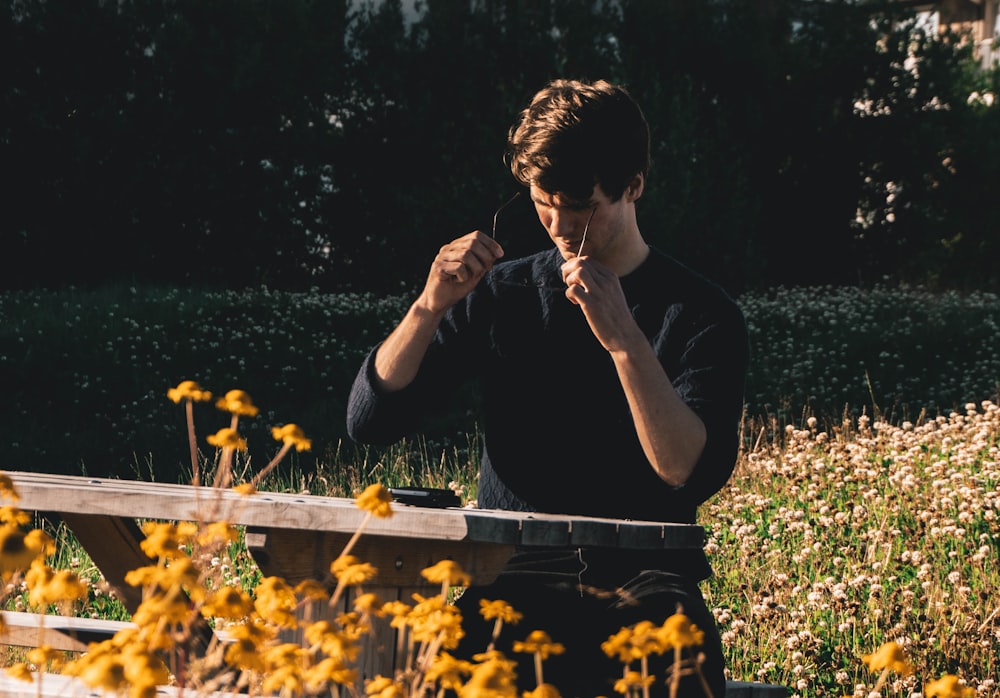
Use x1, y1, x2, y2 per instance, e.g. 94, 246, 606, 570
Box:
486, 193, 596, 293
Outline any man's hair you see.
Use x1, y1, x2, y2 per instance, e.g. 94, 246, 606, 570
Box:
506, 79, 650, 203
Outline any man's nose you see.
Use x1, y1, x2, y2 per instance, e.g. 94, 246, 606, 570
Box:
548, 209, 577, 237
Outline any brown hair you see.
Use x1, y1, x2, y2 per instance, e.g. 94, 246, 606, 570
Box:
506, 79, 650, 203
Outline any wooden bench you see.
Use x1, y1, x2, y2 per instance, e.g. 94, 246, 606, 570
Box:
5, 472, 787, 697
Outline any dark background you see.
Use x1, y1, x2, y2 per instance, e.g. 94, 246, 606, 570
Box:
3, 0, 999, 299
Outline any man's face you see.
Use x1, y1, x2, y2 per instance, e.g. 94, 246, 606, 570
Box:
529, 183, 631, 262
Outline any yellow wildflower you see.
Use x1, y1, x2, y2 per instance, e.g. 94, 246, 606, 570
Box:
460, 651, 519, 698
294, 578, 329, 601
480, 599, 523, 625
422, 559, 473, 588
167, 380, 212, 403
512, 630, 565, 660
254, 576, 300, 628
223, 622, 274, 672
139, 520, 197, 559
0, 524, 50, 579
271, 423, 312, 451
659, 613, 704, 650
862, 641, 914, 675
331, 555, 378, 586
77, 652, 127, 693
0, 505, 30, 526
353, 591, 385, 615
925, 674, 977, 698
206, 427, 247, 451
26, 560, 88, 607
304, 620, 361, 662
524, 683, 563, 698
121, 647, 170, 690
262, 664, 304, 696
27, 644, 64, 670
131, 585, 194, 626
602, 626, 640, 663
197, 520, 239, 547
425, 652, 475, 692
366, 675, 406, 698
356, 483, 394, 518
614, 670, 656, 695
232, 482, 256, 495
5, 663, 34, 682
201, 586, 254, 619
216, 389, 259, 417
0, 473, 19, 502
305, 656, 357, 691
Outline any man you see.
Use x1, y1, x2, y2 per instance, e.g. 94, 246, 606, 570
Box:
347, 78, 748, 697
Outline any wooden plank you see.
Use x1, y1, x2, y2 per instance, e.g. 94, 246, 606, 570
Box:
0, 611, 133, 652
7, 472, 705, 551
245, 528, 515, 588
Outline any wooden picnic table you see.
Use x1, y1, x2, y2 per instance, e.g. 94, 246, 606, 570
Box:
4, 471, 787, 698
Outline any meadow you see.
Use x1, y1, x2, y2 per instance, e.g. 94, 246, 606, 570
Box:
1, 284, 999, 696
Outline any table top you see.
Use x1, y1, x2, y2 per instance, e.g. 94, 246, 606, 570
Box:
7, 471, 705, 551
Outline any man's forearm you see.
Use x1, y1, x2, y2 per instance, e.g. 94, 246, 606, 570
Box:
611, 341, 707, 486
373, 297, 447, 392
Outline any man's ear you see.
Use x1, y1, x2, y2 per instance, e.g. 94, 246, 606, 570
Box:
625, 173, 645, 202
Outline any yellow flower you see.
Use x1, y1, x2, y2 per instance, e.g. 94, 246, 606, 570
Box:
262, 664, 304, 696
223, 622, 274, 672
480, 599, 523, 625
304, 620, 361, 662
254, 576, 300, 629
512, 630, 565, 660
201, 587, 254, 620
131, 585, 194, 626
197, 520, 239, 547
6, 663, 34, 683
331, 555, 378, 586
425, 652, 474, 692
0, 473, 18, 503
294, 578, 329, 601
26, 560, 88, 607
422, 559, 472, 588
524, 684, 563, 698
0, 524, 51, 579
353, 591, 385, 615
77, 652, 127, 693
215, 389, 259, 417
305, 656, 357, 691
27, 644, 64, 669
925, 674, 977, 698
460, 651, 518, 698
356, 483, 394, 518
206, 427, 248, 451
167, 380, 212, 403
139, 520, 197, 559
271, 423, 312, 451
0, 506, 30, 526
232, 482, 256, 495
121, 647, 170, 690
614, 670, 656, 695
862, 641, 915, 675
366, 675, 406, 698
659, 613, 704, 651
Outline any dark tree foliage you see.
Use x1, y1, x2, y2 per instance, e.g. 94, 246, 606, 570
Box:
2, 0, 998, 295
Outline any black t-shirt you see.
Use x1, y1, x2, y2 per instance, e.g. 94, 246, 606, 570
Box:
347, 246, 749, 526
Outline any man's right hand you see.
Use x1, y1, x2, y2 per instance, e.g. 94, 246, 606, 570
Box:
421, 230, 504, 313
